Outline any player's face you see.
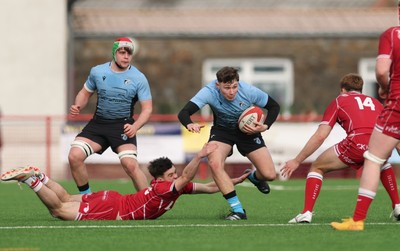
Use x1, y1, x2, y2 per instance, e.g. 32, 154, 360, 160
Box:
114, 48, 133, 69
217, 80, 239, 101
161, 166, 178, 182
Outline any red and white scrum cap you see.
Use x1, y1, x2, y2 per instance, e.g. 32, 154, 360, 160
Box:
112, 37, 135, 60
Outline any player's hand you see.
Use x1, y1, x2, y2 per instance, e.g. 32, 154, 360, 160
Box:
123, 123, 137, 138
187, 123, 205, 133
241, 121, 268, 134
378, 86, 388, 100
232, 172, 251, 185
280, 159, 300, 178
198, 142, 218, 158
70, 105, 80, 116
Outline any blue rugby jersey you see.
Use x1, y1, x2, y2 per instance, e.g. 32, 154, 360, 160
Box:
84, 62, 152, 119
190, 80, 269, 130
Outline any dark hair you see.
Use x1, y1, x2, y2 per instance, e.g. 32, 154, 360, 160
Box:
148, 157, 173, 178
216, 66, 239, 83
340, 73, 363, 92
117, 47, 133, 55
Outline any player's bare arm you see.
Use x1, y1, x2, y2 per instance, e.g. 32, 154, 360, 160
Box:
194, 172, 250, 194
70, 87, 93, 116
124, 99, 152, 138
376, 58, 391, 99
174, 143, 218, 191
281, 124, 332, 178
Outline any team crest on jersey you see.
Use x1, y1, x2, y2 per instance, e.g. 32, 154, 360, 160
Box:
124, 79, 131, 85
102, 76, 106, 81
239, 102, 245, 107
121, 134, 128, 141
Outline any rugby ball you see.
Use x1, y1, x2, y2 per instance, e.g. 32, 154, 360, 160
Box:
238, 106, 265, 132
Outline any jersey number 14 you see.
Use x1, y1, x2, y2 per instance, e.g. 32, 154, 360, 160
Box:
354, 96, 376, 111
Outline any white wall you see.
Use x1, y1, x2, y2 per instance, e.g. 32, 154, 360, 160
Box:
0, 0, 67, 115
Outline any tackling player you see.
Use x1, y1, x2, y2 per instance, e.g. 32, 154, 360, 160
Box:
1, 143, 249, 221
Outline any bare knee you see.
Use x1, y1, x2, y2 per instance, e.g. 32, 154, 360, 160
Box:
309, 166, 327, 176
68, 150, 85, 167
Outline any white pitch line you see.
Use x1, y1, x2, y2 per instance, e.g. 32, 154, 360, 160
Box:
0, 222, 398, 230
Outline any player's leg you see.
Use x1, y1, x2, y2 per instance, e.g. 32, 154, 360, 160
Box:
331, 131, 398, 230
40, 172, 83, 202
246, 146, 275, 194
379, 162, 400, 219
208, 142, 246, 220
117, 143, 148, 191
289, 147, 347, 223
1, 167, 79, 220
353, 132, 398, 221
68, 136, 101, 194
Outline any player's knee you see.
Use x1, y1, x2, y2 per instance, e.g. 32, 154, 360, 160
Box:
70, 140, 94, 158
267, 171, 277, 181
363, 150, 386, 165
118, 150, 137, 160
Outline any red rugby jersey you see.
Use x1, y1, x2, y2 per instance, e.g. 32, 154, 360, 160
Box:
321, 91, 383, 135
118, 179, 195, 220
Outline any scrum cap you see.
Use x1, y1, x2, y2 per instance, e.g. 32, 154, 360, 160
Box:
112, 37, 134, 61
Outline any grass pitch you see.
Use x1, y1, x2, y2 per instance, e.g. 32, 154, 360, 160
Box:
0, 178, 399, 251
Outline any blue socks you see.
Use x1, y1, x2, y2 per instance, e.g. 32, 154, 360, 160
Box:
78, 183, 91, 194
79, 188, 91, 194
248, 170, 260, 185
224, 191, 244, 214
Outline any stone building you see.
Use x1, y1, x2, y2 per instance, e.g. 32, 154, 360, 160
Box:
69, 0, 396, 116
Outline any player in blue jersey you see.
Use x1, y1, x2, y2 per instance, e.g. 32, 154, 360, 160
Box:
69, 37, 152, 194
178, 66, 280, 220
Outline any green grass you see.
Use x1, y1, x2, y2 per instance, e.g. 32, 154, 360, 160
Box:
0, 179, 399, 251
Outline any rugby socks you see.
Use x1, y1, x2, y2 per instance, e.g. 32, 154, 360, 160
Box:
380, 164, 400, 208
302, 172, 323, 213
248, 170, 260, 185
78, 183, 91, 194
353, 188, 375, 221
23, 176, 43, 192
37, 173, 49, 185
224, 191, 244, 214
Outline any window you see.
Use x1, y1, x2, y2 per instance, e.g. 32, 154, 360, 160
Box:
202, 58, 294, 115
358, 58, 378, 98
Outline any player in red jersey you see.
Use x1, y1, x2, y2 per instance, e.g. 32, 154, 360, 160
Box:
332, 27, 400, 230
1, 143, 249, 221
280, 73, 400, 224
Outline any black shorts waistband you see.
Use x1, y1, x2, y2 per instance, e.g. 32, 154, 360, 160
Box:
93, 116, 133, 123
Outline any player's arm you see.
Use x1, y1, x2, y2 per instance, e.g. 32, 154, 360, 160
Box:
70, 86, 93, 116
124, 99, 152, 138
375, 57, 391, 99
178, 101, 204, 133
263, 96, 280, 129
280, 124, 332, 178
173, 143, 218, 192
193, 172, 250, 194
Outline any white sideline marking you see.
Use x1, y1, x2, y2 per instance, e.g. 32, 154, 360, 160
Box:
239, 182, 360, 191
0, 222, 397, 230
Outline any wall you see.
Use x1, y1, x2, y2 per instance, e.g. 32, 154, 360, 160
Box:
0, 0, 67, 116
72, 37, 379, 115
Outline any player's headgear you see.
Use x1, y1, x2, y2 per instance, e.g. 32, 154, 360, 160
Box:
112, 37, 134, 61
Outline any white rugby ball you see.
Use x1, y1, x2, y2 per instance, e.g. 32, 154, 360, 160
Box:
238, 106, 265, 132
